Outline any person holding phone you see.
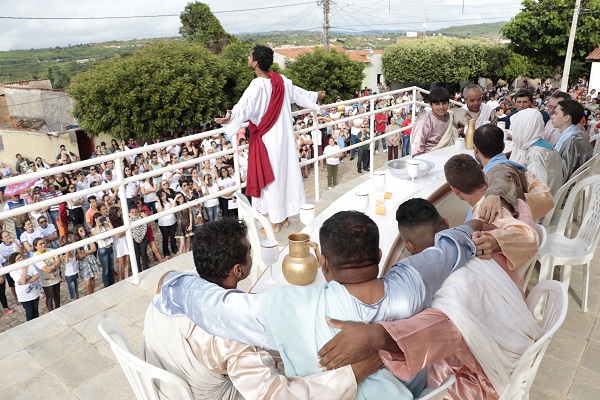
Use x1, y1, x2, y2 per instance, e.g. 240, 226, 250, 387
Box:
90, 212, 115, 288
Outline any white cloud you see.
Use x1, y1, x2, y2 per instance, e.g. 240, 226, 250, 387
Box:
0, 0, 523, 51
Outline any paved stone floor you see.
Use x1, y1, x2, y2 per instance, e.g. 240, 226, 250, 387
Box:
0, 152, 598, 399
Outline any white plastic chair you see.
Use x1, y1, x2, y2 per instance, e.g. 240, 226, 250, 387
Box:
499, 280, 568, 400
98, 321, 194, 400
538, 175, 600, 312
236, 190, 276, 285
518, 223, 547, 291
416, 375, 456, 400
590, 133, 600, 156
541, 154, 597, 233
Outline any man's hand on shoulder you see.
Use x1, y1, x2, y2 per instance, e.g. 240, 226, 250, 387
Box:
472, 231, 499, 259
479, 194, 502, 223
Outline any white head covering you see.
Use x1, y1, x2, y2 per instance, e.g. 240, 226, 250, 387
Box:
509, 109, 545, 164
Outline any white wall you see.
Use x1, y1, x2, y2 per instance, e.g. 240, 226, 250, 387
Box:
589, 62, 600, 93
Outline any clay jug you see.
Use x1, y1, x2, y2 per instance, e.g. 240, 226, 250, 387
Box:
465, 118, 476, 150
282, 233, 321, 285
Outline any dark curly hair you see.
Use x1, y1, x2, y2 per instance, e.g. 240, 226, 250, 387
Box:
251, 45, 274, 72
192, 219, 249, 283
396, 198, 443, 231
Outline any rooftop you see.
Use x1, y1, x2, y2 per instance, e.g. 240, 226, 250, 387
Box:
274, 44, 383, 63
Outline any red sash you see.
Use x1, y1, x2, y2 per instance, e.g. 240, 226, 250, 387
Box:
246, 71, 284, 198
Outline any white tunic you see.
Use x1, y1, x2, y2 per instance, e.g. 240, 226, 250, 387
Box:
224, 76, 320, 223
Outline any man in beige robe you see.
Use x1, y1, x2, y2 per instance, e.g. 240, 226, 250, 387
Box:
453, 84, 498, 135
143, 218, 363, 400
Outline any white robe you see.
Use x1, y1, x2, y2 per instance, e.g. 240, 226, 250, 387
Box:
224, 76, 320, 223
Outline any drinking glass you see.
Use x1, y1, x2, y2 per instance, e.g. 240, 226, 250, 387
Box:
299, 204, 316, 225
407, 159, 420, 184
260, 239, 279, 285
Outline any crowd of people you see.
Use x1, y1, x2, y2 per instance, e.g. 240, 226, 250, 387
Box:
0, 130, 250, 321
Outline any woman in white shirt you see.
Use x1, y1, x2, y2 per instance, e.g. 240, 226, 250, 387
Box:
216, 167, 236, 218
33, 237, 61, 312
108, 206, 130, 282
323, 137, 341, 189
201, 174, 220, 222
141, 177, 158, 214
124, 166, 139, 199
67, 183, 85, 226
61, 249, 79, 301
20, 220, 42, 254
8, 252, 41, 321
90, 212, 115, 288
156, 191, 178, 259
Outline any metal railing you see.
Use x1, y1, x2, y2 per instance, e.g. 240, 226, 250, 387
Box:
0, 86, 446, 282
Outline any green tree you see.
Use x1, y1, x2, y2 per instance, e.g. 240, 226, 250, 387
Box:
502, 0, 600, 82
179, 1, 232, 54
220, 40, 255, 106
69, 41, 226, 140
283, 48, 364, 102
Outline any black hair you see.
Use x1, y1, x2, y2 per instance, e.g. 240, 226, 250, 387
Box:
514, 89, 533, 102
319, 211, 379, 269
557, 99, 585, 126
8, 252, 21, 264
251, 45, 274, 71
396, 198, 444, 231
550, 91, 570, 101
444, 154, 486, 194
428, 87, 450, 104
473, 124, 504, 158
192, 219, 249, 283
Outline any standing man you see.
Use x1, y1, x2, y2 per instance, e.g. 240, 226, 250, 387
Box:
550, 99, 593, 183
215, 45, 325, 232
401, 114, 413, 157
374, 104, 388, 154
499, 89, 550, 129
453, 84, 498, 134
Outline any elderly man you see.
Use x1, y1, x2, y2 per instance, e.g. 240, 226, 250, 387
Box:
543, 91, 588, 146
453, 84, 498, 134
411, 87, 457, 157
551, 99, 593, 183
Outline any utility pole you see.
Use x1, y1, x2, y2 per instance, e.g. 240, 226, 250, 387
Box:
422, 14, 428, 38
561, 0, 582, 91
322, 0, 330, 51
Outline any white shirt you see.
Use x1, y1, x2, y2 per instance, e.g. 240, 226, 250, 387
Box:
10, 265, 41, 302
156, 199, 177, 226
142, 181, 157, 203
38, 223, 57, 239
323, 144, 341, 165
20, 229, 42, 247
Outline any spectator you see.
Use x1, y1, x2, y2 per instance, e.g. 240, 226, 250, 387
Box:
357, 123, 370, 173
386, 117, 401, 161
20, 220, 42, 254
401, 114, 413, 157
15, 153, 31, 174
128, 203, 149, 272
201, 174, 220, 222
61, 249, 79, 301
323, 137, 341, 189
132, 197, 163, 264
37, 216, 59, 249
156, 191, 178, 259
73, 225, 101, 295
173, 193, 193, 255
8, 252, 41, 321
217, 167, 236, 218
374, 105, 388, 154
90, 212, 115, 288
66, 183, 85, 227
3, 194, 29, 238
123, 166, 139, 199
0, 252, 15, 315
32, 237, 61, 312
108, 206, 130, 282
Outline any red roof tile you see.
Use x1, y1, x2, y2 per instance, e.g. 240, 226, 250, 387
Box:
274, 45, 382, 63
586, 48, 600, 61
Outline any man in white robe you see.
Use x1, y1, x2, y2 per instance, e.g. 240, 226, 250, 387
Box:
216, 45, 325, 231
453, 84, 497, 134
143, 218, 360, 400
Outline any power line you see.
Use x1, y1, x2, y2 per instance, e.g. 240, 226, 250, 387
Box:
0, 2, 317, 20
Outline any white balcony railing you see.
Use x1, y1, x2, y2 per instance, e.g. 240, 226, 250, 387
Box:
0, 86, 450, 282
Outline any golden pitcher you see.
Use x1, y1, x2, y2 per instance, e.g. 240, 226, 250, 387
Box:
465, 118, 476, 150
282, 233, 321, 286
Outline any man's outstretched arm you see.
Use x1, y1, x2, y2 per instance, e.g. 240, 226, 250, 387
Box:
154, 271, 276, 350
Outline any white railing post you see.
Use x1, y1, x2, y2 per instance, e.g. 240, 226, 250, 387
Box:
369, 97, 375, 176
232, 135, 242, 189
412, 87, 417, 122
313, 110, 321, 202
115, 157, 140, 285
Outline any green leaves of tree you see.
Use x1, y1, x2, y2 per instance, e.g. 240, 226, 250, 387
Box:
179, 2, 231, 54
68, 41, 226, 140
283, 48, 364, 102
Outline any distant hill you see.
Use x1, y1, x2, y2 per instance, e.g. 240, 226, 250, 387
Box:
430, 22, 507, 38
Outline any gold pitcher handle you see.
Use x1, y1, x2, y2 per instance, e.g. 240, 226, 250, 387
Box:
307, 241, 321, 264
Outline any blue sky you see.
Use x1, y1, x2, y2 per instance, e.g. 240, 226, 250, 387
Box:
0, 0, 524, 51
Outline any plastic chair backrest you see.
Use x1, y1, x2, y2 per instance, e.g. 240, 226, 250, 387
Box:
236, 191, 276, 284
541, 158, 595, 227
590, 133, 600, 155
518, 224, 546, 289
98, 321, 194, 400
499, 280, 568, 400
417, 375, 456, 400
555, 175, 600, 253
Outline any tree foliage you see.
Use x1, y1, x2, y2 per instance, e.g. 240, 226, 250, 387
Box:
283, 48, 364, 102
220, 40, 257, 106
502, 0, 600, 81
179, 1, 232, 54
69, 41, 226, 140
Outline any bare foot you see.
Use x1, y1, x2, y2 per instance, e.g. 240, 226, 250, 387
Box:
282, 218, 290, 227
272, 223, 281, 233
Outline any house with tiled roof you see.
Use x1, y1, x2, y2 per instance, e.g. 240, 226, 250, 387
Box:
273, 45, 386, 91
586, 48, 600, 92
